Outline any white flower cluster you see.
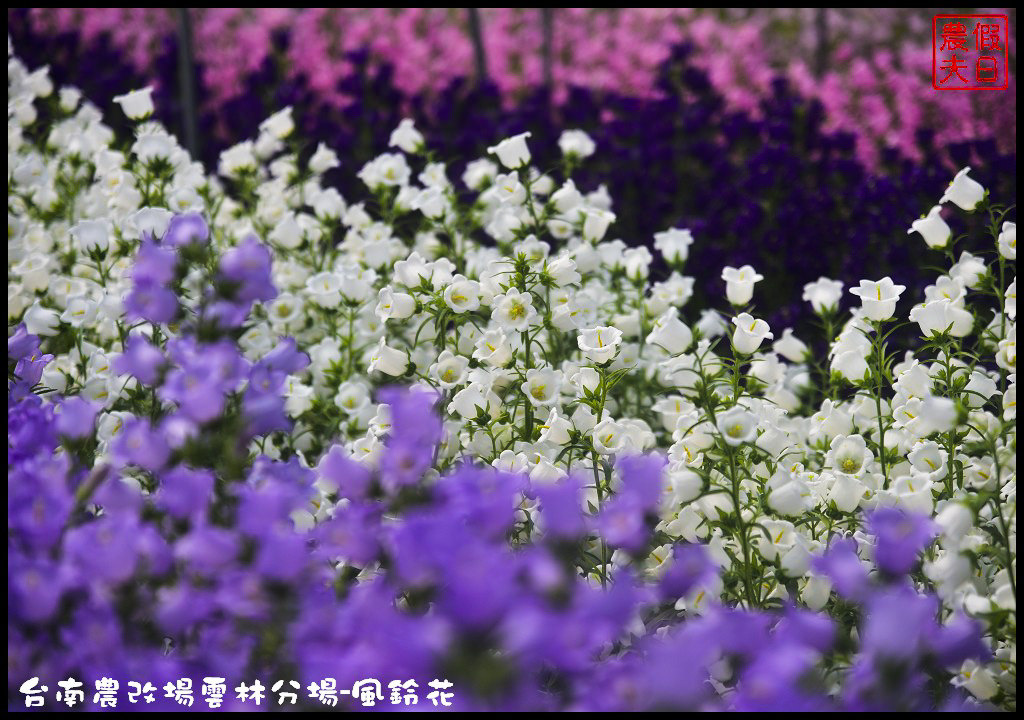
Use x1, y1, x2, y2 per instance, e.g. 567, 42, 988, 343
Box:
7, 50, 1017, 705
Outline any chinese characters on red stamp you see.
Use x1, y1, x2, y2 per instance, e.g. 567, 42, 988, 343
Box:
933, 15, 1009, 90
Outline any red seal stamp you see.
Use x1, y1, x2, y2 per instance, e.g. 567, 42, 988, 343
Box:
933, 14, 1009, 90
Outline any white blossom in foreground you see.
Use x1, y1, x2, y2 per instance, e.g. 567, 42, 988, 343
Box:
849, 277, 906, 321
998, 221, 1016, 260
721, 265, 764, 306
112, 87, 154, 119
487, 131, 532, 169
654, 228, 695, 266
803, 277, 844, 314
908, 205, 952, 249
578, 326, 623, 364
558, 129, 596, 159
716, 405, 758, 446
941, 166, 986, 211
731, 313, 773, 354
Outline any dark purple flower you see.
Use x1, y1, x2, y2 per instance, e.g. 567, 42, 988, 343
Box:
134, 522, 172, 576
13, 350, 53, 391
243, 356, 293, 438
773, 604, 836, 654
248, 453, 315, 489
256, 527, 308, 581
113, 333, 166, 386
156, 583, 216, 634
213, 569, 270, 621
8, 392, 57, 463
867, 507, 938, 576
219, 234, 276, 303
8, 462, 73, 551
436, 542, 518, 630
10, 557, 64, 623
387, 508, 465, 588
631, 623, 719, 709
813, 535, 870, 601
7, 324, 40, 361
705, 608, 774, 657
377, 436, 434, 493
437, 462, 524, 539
314, 501, 380, 567
124, 279, 179, 324
55, 395, 100, 439
156, 466, 214, 520
93, 473, 143, 517
616, 452, 667, 511
374, 389, 442, 492
517, 545, 570, 595
377, 386, 442, 450
111, 417, 170, 471
167, 336, 249, 385
163, 212, 210, 247
60, 601, 124, 665
533, 475, 585, 540
160, 339, 246, 423
173, 524, 240, 577
206, 298, 254, 329
929, 613, 991, 667
242, 387, 290, 436
160, 412, 200, 449
235, 477, 305, 537
193, 619, 259, 682
860, 584, 939, 661
246, 364, 286, 397
259, 337, 310, 375
597, 494, 649, 553
64, 514, 143, 584
734, 642, 827, 712
315, 445, 371, 500
659, 543, 718, 600
131, 239, 178, 285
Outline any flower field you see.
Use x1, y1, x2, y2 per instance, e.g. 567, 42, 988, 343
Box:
7, 9, 1018, 713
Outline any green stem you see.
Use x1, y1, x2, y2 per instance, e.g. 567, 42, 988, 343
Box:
522, 330, 533, 440
591, 367, 612, 588
726, 445, 757, 608
872, 324, 889, 489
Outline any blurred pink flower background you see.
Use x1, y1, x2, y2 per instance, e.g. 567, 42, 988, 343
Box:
22, 8, 1016, 165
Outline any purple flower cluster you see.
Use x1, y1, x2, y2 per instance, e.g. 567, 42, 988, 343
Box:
8, 326, 54, 404
212, 235, 277, 328
123, 240, 179, 325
